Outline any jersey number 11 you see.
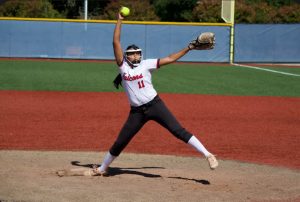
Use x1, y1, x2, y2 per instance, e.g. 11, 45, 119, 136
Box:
138, 80, 145, 89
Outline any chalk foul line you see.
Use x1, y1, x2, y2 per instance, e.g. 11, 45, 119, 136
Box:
233, 63, 300, 77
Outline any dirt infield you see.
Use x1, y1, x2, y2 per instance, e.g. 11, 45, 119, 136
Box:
1, 91, 299, 169
0, 150, 299, 202
0, 91, 300, 201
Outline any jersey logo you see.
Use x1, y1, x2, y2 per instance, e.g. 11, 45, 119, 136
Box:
123, 73, 143, 81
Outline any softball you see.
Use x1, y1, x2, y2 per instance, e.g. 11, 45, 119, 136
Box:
120, 6, 130, 17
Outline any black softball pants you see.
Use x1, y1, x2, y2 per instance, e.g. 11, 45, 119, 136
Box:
109, 95, 193, 156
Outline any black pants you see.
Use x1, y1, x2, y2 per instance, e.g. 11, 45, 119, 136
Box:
109, 95, 193, 156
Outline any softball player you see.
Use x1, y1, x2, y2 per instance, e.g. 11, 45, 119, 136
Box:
93, 12, 218, 176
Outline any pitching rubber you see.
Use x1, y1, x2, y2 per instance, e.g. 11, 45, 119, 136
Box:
56, 168, 95, 177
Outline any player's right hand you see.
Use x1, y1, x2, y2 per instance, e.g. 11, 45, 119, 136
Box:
118, 13, 124, 20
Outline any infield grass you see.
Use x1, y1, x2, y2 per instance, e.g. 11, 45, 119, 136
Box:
0, 59, 299, 97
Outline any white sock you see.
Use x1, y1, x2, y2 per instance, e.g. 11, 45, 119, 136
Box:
188, 135, 211, 157
98, 152, 116, 172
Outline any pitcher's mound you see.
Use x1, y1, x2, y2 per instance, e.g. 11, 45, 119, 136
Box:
0, 150, 299, 202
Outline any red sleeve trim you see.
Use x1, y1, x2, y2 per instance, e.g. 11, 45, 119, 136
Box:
157, 59, 160, 69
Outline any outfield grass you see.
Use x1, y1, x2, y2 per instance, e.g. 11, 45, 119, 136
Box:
0, 60, 299, 97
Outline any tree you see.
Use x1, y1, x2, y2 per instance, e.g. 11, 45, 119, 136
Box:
49, 0, 110, 19
1, 0, 299, 23
96, 0, 159, 21
235, 0, 300, 23
275, 4, 300, 23
151, 0, 198, 22
191, 0, 300, 23
0, 0, 62, 18
192, 0, 222, 23
48, 0, 78, 18
245, 0, 296, 7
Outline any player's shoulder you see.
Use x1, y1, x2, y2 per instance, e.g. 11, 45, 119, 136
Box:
141, 58, 158, 65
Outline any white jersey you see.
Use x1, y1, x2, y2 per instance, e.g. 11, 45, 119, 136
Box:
119, 58, 160, 107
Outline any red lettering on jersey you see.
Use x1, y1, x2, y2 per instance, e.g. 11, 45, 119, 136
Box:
123, 73, 143, 81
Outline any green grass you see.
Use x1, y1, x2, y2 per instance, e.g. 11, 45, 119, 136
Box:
0, 60, 299, 97
155, 64, 300, 96
0, 60, 118, 92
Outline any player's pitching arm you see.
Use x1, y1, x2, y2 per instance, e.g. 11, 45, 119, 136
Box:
113, 13, 124, 66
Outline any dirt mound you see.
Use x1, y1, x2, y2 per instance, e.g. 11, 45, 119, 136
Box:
0, 150, 299, 202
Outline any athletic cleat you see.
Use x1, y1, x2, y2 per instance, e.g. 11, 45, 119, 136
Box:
90, 165, 109, 177
206, 154, 218, 170
84, 169, 108, 176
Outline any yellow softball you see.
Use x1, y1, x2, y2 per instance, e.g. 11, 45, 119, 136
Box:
120, 6, 130, 17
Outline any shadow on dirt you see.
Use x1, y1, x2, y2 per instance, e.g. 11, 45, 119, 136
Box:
71, 160, 163, 178
70, 161, 210, 183
168, 176, 210, 185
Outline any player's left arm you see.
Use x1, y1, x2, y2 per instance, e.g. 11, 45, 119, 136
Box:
159, 47, 190, 67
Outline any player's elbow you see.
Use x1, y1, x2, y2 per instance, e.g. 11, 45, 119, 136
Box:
159, 57, 174, 66
167, 57, 176, 64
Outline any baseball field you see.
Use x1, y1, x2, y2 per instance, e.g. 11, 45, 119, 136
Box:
0, 59, 300, 201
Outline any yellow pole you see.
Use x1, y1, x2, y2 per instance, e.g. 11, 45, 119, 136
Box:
229, 0, 235, 64
230, 24, 234, 64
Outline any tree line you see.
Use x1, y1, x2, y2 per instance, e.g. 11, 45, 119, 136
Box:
0, 0, 299, 23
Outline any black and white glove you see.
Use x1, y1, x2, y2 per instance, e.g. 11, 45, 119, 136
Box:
188, 32, 215, 50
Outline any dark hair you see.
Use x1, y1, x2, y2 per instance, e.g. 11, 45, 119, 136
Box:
126, 44, 140, 51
